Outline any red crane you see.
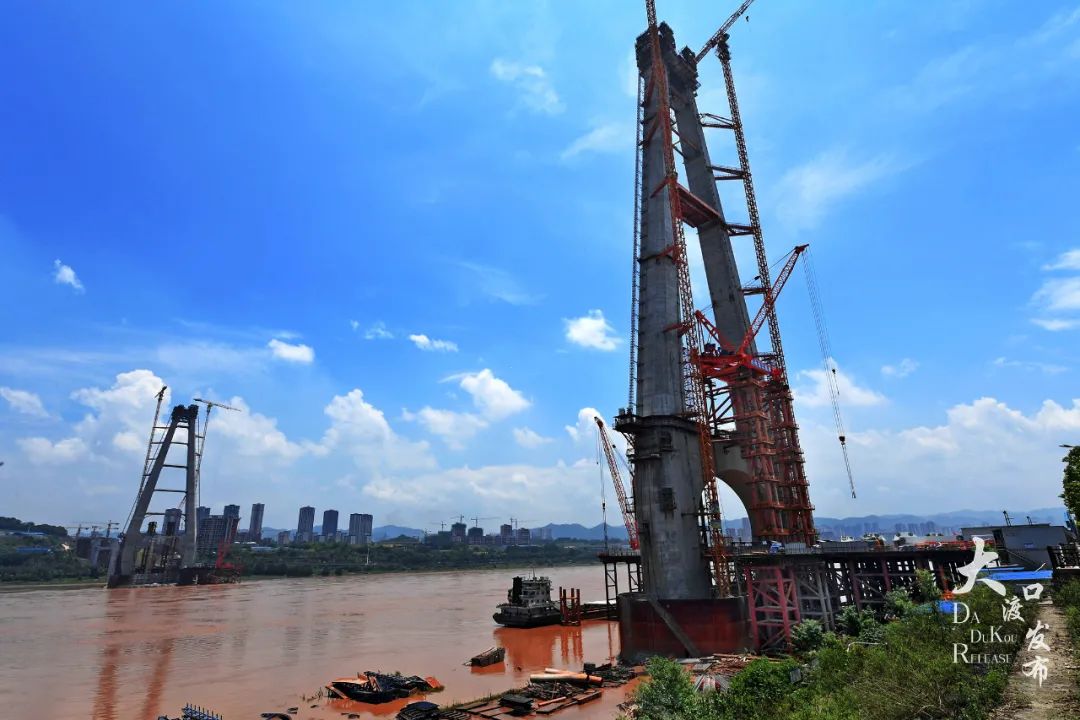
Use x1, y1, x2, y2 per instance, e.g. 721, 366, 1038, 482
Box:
594, 417, 639, 551
694, 244, 808, 380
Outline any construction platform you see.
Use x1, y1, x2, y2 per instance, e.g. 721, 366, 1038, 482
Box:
611, 546, 975, 660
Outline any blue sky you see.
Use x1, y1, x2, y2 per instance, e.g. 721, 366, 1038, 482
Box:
1, 1, 1079, 531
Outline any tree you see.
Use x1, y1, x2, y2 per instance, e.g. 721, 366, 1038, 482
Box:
1061, 446, 1080, 524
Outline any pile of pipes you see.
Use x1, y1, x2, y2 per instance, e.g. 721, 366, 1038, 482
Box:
590, 662, 636, 685
529, 668, 603, 687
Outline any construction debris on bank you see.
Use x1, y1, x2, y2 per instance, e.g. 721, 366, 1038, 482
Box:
325, 670, 444, 703
421, 661, 637, 719
616, 653, 771, 717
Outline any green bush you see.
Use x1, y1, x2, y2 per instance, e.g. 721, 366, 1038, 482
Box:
915, 568, 942, 602
837, 606, 878, 637
634, 657, 701, 720
632, 584, 1029, 720
883, 588, 916, 620
791, 620, 825, 655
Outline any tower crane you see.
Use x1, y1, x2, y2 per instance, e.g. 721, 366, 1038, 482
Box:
192, 398, 241, 492
594, 417, 639, 551
696, 0, 756, 63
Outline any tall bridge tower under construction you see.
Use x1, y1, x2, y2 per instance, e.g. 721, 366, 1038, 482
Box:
612, 1, 821, 658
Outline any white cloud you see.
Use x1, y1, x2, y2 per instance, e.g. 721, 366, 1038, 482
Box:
513, 426, 553, 448
457, 261, 540, 305
880, 358, 918, 379
409, 334, 459, 353
620, 50, 639, 99
564, 407, 600, 443
18, 436, 88, 464
560, 122, 633, 161
1042, 249, 1080, 271
321, 389, 434, 471
16, 369, 166, 467
776, 150, 910, 232
350, 319, 360, 331
490, 58, 563, 115
888, 45, 992, 115
53, 259, 84, 292
211, 396, 306, 461
0, 387, 48, 417
1031, 247, 1080, 329
564, 310, 620, 351
364, 322, 394, 340
359, 460, 600, 519
1033, 277, 1080, 313
565, 406, 629, 467
992, 357, 1068, 375
112, 431, 143, 452
1024, 7, 1080, 46
455, 369, 530, 419
407, 407, 487, 450
267, 338, 315, 364
1032, 318, 1079, 331
407, 369, 529, 448
71, 368, 166, 415
800, 396, 1080, 516
793, 363, 886, 409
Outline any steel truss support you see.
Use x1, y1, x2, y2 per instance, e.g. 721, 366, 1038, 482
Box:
743, 563, 800, 653
602, 553, 643, 620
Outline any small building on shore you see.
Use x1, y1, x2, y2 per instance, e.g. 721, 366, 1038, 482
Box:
961, 523, 1071, 570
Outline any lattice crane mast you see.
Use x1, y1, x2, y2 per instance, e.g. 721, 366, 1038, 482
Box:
594, 417, 639, 551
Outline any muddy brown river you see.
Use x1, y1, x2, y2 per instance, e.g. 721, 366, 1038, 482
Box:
0, 565, 632, 720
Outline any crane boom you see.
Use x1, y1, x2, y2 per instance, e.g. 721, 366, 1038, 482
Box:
696, 0, 756, 63
594, 417, 639, 550
736, 244, 808, 356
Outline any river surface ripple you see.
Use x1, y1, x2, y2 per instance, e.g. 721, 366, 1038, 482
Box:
0, 565, 631, 720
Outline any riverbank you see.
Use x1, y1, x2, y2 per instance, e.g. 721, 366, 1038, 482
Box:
0, 543, 608, 590
0, 578, 105, 593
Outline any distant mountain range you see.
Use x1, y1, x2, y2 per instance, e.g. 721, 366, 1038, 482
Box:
262, 507, 1070, 543
812, 508, 1068, 530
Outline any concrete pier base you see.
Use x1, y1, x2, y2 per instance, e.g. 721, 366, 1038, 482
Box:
617, 593, 751, 662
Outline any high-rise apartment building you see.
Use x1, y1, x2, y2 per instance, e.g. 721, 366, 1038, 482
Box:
163, 508, 182, 537
297, 506, 315, 543
450, 522, 467, 543
196, 506, 211, 531
322, 509, 339, 540
197, 515, 239, 561
248, 503, 265, 542
347, 513, 373, 545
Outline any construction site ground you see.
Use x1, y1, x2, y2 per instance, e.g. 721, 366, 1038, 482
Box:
991, 600, 1080, 719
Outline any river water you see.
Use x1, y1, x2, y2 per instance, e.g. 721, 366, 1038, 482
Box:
0, 565, 632, 720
